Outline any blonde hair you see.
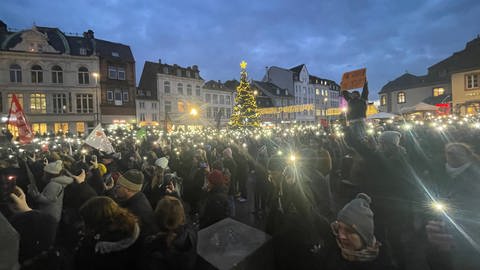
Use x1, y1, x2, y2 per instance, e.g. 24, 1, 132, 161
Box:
155, 196, 186, 247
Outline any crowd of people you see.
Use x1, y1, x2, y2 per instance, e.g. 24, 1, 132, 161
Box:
1, 110, 480, 269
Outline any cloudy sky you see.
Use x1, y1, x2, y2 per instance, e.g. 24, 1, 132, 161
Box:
2, 0, 479, 98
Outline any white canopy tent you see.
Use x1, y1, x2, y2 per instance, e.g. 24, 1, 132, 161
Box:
400, 102, 438, 114
367, 112, 398, 119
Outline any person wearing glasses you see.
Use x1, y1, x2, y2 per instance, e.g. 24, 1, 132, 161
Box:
326, 193, 397, 270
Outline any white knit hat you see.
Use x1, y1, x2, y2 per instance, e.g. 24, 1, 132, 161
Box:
44, 160, 63, 175
155, 157, 169, 169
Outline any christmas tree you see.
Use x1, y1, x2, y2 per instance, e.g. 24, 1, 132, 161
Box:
229, 61, 260, 128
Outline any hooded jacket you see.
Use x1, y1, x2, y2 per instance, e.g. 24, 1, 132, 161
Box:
30, 175, 73, 223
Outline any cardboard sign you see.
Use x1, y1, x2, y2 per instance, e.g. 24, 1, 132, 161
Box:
341, 68, 367, 91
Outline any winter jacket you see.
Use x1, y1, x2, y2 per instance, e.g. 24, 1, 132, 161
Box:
324, 243, 397, 270
30, 175, 73, 223
342, 83, 368, 121
74, 223, 142, 270
0, 212, 20, 270
140, 225, 197, 270
119, 192, 157, 235
200, 186, 230, 229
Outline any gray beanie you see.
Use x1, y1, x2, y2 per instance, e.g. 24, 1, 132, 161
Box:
44, 160, 63, 175
337, 193, 374, 245
117, 169, 144, 192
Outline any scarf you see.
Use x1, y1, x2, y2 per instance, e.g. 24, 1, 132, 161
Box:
445, 162, 471, 179
336, 237, 380, 262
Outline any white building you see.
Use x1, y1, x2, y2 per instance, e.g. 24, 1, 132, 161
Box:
202, 80, 236, 127
310, 75, 341, 120
0, 23, 100, 136
138, 60, 204, 127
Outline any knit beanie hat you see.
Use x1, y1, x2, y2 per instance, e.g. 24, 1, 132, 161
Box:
155, 157, 169, 169
117, 169, 144, 192
378, 131, 401, 146
337, 193, 374, 246
445, 143, 473, 166
97, 163, 107, 177
44, 160, 63, 175
207, 169, 227, 187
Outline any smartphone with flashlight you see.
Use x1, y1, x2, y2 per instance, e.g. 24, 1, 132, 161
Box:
0, 172, 17, 203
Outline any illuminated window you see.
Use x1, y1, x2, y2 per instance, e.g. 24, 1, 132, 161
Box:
315, 88, 320, 95
78, 67, 89, 84
53, 93, 68, 113
177, 101, 185, 113
466, 73, 479, 89
10, 64, 22, 83
52, 65, 63, 84
54, 123, 69, 134
76, 94, 93, 113
397, 92, 406, 104
32, 123, 47, 135
31, 65, 43, 83
433, 87, 445, 97
76, 122, 85, 134
164, 81, 170, 95
30, 93, 46, 113
380, 95, 387, 106
177, 83, 183, 95
187, 84, 192, 96
8, 94, 24, 109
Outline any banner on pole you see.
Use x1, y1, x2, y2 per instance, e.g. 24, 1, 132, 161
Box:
85, 124, 115, 153
7, 94, 34, 144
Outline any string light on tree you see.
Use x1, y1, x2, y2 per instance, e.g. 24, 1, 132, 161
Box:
229, 60, 260, 128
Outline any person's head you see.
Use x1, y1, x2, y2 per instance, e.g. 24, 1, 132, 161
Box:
80, 196, 137, 241
333, 193, 374, 251
223, 147, 233, 159
207, 169, 226, 190
378, 131, 402, 151
114, 169, 144, 201
351, 91, 360, 99
42, 160, 63, 182
445, 142, 478, 168
267, 156, 286, 185
154, 196, 185, 246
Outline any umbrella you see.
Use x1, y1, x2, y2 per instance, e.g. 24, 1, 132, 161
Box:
367, 112, 397, 119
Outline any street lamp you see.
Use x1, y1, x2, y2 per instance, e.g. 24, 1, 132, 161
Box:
92, 72, 100, 125
253, 90, 258, 96
190, 108, 198, 116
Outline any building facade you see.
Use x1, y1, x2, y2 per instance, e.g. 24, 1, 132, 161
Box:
310, 75, 341, 121
202, 80, 236, 127
138, 60, 204, 127
379, 36, 480, 115
252, 80, 294, 124
0, 22, 100, 136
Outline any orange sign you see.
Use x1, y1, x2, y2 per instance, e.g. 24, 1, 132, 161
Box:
341, 68, 367, 91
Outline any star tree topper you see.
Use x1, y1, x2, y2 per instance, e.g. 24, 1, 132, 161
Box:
240, 60, 247, 69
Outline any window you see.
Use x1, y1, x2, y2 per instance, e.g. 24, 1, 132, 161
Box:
177, 83, 183, 95
207, 107, 212, 118
54, 123, 69, 134
76, 122, 85, 134
433, 87, 445, 97
78, 67, 89, 84
165, 101, 172, 113
187, 84, 192, 96
79, 48, 87, 55
220, 95, 225, 104
164, 81, 171, 95
10, 64, 22, 83
8, 94, 23, 109
108, 66, 117, 79
31, 65, 43, 83
196, 86, 201, 96
152, 103, 157, 109
139, 102, 145, 109
226, 108, 231, 118
30, 93, 46, 113
107, 90, 114, 101
140, 113, 146, 121
212, 94, 218, 104
114, 90, 123, 105
466, 73, 479, 89
76, 94, 93, 113
315, 88, 320, 95
123, 91, 129, 102
51, 65, 63, 84
32, 123, 47, 135
397, 92, 406, 104
53, 93, 68, 113
380, 95, 387, 106
177, 101, 185, 113
303, 97, 307, 104
226, 96, 231, 105
152, 113, 158, 121
146, 91, 152, 97
205, 94, 211, 103
112, 52, 119, 57
117, 67, 125, 80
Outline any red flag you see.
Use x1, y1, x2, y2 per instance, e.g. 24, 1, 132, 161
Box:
7, 94, 34, 144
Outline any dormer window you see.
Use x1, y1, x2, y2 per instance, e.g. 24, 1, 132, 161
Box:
80, 48, 87, 55
112, 52, 119, 57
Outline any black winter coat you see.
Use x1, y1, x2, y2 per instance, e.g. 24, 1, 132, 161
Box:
119, 192, 157, 235
199, 186, 230, 229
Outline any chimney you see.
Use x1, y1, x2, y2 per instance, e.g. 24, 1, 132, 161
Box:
192, 65, 198, 71
0, 20, 7, 35
83, 29, 94, 39
158, 59, 162, 64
